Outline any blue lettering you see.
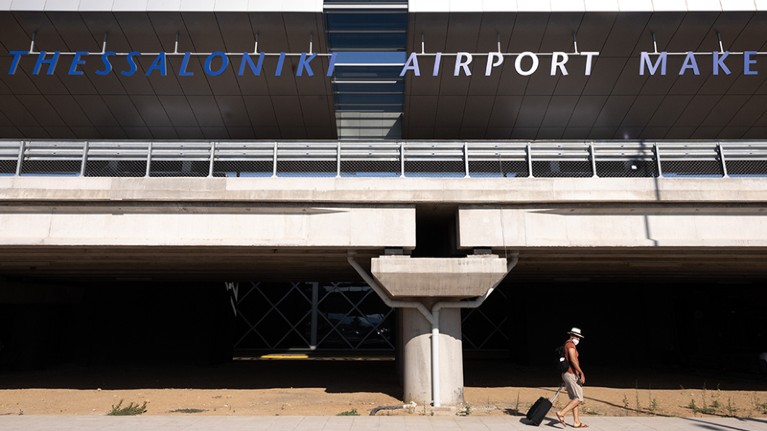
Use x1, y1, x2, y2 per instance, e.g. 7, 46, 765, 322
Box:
145, 52, 167, 76
68, 51, 88, 75
296, 52, 316, 77
121, 52, 140, 76
33, 51, 60, 75
179, 52, 194, 76
326, 53, 336, 77
237, 52, 264, 76
639, 51, 667, 76
275, 52, 286, 77
96, 51, 115, 75
744, 51, 758, 75
400, 52, 420, 77
204, 52, 228, 76
713, 51, 731, 75
8, 50, 28, 75
679, 51, 700, 75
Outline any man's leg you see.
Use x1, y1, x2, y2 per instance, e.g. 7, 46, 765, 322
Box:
557, 399, 580, 420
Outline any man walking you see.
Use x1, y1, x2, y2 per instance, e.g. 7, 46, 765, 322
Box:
556, 327, 587, 428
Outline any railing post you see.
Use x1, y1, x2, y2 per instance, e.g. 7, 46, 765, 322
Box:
654, 143, 663, 178
80, 140, 89, 177
526, 143, 533, 178
717, 142, 729, 178
464, 141, 470, 178
400, 142, 405, 178
589, 142, 598, 178
15, 140, 25, 176
145, 141, 152, 177
336, 141, 341, 178
272, 142, 278, 178
208, 141, 216, 178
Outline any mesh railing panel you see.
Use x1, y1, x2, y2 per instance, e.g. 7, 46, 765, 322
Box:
468, 160, 528, 177
19, 141, 84, 176
276, 160, 337, 177
0, 141, 21, 175
726, 160, 767, 177
85, 160, 146, 177
404, 160, 465, 177
340, 160, 400, 177
596, 160, 657, 177
150, 160, 210, 177
532, 160, 592, 177
530, 142, 592, 178
658, 143, 723, 177
213, 160, 273, 177
0, 159, 16, 175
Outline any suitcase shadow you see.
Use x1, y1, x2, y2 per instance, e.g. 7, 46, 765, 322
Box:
519, 417, 563, 428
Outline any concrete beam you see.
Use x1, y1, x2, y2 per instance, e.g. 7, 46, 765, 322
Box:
0, 205, 415, 248
458, 207, 767, 248
2, 177, 767, 204
370, 255, 508, 299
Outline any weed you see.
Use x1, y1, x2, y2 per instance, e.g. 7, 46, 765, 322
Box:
337, 408, 359, 416
170, 408, 206, 414
622, 394, 630, 415
725, 397, 737, 417
107, 400, 148, 416
688, 398, 715, 415
649, 398, 658, 414
751, 395, 767, 414
710, 399, 720, 410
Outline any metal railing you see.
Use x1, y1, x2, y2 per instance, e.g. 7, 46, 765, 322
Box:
2, 140, 767, 179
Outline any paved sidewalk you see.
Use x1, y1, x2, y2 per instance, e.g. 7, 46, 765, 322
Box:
0, 415, 765, 431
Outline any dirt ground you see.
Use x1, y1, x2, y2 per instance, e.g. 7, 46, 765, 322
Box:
1, 359, 766, 418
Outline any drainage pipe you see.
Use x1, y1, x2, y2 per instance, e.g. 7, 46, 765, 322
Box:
347, 251, 434, 325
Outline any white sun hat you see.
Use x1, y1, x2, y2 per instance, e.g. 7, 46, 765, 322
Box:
567, 327, 585, 338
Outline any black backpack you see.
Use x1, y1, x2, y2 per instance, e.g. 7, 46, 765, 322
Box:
555, 345, 569, 373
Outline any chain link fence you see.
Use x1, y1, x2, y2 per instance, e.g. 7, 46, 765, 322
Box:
2, 139, 766, 179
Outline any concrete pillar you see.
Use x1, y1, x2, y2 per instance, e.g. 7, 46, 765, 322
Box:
369, 255, 510, 407
401, 306, 464, 405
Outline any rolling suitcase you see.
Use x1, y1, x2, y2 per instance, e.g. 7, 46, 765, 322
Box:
525, 384, 563, 426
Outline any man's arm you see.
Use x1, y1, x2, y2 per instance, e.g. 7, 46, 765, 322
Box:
567, 347, 585, 384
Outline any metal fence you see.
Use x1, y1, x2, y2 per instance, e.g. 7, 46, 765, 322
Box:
2, 140, 767, 179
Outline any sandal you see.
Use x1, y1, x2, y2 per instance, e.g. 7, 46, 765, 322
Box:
555, 412, 566, 428
573, 423, 589, 428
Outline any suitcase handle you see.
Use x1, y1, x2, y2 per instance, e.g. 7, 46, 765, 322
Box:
549, 383, 564, 403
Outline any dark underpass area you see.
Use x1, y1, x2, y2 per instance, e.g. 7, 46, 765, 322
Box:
0, 276, 765, 393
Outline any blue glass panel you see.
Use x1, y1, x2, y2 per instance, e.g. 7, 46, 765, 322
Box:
329, 33, 407, 50
334, 82, 404, 93
334, 65, 403, 78
336, 93, 404, 105
334, 105, 403, 112
326, 12, 407, 31
334, 51, 406, 64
